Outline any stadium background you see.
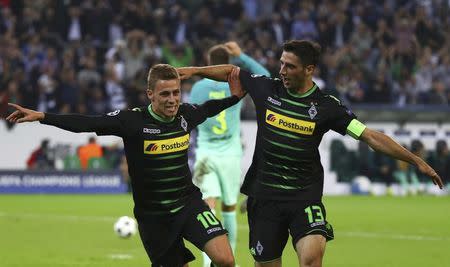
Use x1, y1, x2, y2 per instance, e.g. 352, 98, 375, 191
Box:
0, 0, 449, 266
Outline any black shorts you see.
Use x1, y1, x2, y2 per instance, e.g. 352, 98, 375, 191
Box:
136, 195, 228, 266
247, 197, 334, 262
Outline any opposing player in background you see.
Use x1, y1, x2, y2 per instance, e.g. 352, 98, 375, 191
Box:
177, 40, 443, 267
7, 64, 245, 267
190, 41, 270, 267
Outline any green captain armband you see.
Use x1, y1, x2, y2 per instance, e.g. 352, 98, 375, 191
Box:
346, 119, 366, 140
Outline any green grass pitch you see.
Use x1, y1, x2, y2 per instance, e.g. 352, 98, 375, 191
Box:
0, 194, 449, 267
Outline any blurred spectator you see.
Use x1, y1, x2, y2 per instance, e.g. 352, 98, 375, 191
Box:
290, 10, 318, 40
268, 13, 287, 46
123, 30, 147, 81
77, 57, 101, 89
36, 69, 58, 112
428, 140, 450, 186
26, 139, 54, 170
64, 5, 86, 42
161, 42, 193, 68
428, 81, 448, 105
86, 85, 107, 115
372, 152, 397, 195
104, 64, 126, 111
78, 136, 103, 170
58, 67, 79, 113
366, 71, 392, 103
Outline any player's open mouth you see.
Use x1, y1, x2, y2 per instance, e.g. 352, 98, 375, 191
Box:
166, 106, 177, 112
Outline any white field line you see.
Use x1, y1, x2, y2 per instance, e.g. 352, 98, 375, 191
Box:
108, 254, 133, 260
1, 211, 449, 242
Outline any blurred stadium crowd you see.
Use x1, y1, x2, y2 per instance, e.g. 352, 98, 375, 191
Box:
1, 0, 450, 124
332, 138, 449, 193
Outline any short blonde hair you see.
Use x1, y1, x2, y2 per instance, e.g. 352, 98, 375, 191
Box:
147, 64, 179, 90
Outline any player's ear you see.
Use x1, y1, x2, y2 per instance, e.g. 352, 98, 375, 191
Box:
146, 89, 153, 101
305, 65, 315, 76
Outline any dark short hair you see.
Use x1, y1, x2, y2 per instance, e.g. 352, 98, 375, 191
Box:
208, 45, 229, 65
147, 64, 179, 90
411, 139, 424, 153
436, 139, 447, 154
283, 40, 321, 67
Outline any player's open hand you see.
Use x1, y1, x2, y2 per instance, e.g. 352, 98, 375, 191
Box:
224, 42, 241, 57
176, 67, 195, 80
6, 103, 44, 123
416, 161, 444, 189
228, 67, 245, 99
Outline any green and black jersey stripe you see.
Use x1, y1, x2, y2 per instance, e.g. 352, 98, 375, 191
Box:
239, 70, 357, 201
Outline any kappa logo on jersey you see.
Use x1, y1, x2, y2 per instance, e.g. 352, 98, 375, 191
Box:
143, 134, 190, 154
266, 114, 277, 122
266, 109, 316, 135
107, 110, 120, 116
267, 96, 281, 106
143, 128, 161, 134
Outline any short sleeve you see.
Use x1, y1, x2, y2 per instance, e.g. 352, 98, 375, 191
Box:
238, 69, 276, 108
326, 97, 357, 136
239, 69, 272, 96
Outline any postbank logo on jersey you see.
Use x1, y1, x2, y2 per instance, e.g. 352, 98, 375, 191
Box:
143, 134, 190, 154
265, 109, 315, 135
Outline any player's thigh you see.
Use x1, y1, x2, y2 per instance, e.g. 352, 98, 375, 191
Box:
288, 201, 334, 265
289, 201, 334, 245
203, 233, 235, 266
151, 238, 195, 267
194, 156, 221, 199
137, 218, 194, 266
247, 197, 289, 263
216, 156, 241, 206
295, 235, 326, 267
182, 195, 228, 251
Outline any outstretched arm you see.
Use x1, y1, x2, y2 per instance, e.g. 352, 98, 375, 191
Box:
360, 127, 443, 189
6, 103, 122, 135
177, 64, 235, 81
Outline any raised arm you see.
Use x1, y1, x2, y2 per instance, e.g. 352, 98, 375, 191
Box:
359, 127, 443, 189
177, 64, 235, 81
224, 41, 270, 77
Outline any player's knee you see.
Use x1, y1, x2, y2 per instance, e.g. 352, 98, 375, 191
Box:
212, 253, 235, 267
301, 253, 323, 267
